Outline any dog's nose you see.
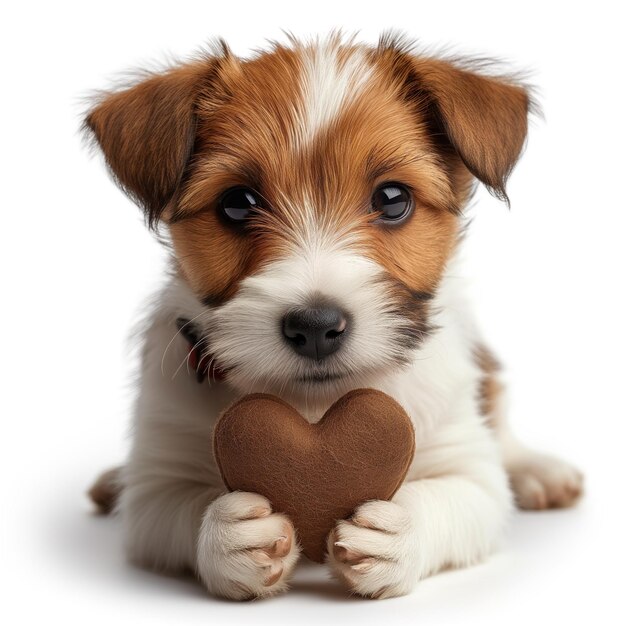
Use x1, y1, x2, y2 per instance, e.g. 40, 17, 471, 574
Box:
282, 306, 348, 360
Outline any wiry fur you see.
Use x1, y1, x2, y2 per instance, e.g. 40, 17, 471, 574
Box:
86, 34, 583, 600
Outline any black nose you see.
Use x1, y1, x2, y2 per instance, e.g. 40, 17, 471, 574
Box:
282, 306, 348, 360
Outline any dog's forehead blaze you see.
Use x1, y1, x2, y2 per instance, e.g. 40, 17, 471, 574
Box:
170, 43, 459, 302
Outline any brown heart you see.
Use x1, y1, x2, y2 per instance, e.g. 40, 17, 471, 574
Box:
213, 388, 415, 562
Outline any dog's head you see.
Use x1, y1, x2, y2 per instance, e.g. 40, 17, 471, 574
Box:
86, 35, 530, 402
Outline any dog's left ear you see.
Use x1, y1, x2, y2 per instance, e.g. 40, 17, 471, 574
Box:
387, 48, 532, 204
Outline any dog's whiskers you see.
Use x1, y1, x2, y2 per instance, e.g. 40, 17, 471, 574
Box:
171, 336, 206, 381
160, 310, 210, 377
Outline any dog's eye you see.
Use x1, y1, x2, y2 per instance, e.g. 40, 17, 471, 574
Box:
371, 184, 413, 223
219, 187, 261, 223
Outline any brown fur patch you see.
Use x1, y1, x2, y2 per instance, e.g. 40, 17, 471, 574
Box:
168, 45, 306, 300
473, 343, 503, 423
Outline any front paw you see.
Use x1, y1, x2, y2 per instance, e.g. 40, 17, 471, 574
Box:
196, 491, 300, 600
327, 500, 416, 599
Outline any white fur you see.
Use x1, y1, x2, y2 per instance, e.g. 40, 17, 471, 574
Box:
294, 39, 373, 151
206, 230, 419, 414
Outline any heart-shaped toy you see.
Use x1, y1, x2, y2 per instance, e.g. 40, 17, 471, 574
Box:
213, 388, 415, 562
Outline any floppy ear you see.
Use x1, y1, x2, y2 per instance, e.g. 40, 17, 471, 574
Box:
85, 59, 219, 226
394, 50, 532, 203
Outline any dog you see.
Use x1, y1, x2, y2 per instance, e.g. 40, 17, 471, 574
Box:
86, 33, 583, 600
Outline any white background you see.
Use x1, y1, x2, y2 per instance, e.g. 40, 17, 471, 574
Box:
2, 1, 625, 624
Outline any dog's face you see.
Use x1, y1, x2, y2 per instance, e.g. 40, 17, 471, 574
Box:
87, 36, 529, 402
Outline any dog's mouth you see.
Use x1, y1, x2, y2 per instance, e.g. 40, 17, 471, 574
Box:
295, 371, 348, 384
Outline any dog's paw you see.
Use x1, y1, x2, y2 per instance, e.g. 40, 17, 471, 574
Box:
327, 500, 416, 599
196, 491, 300, 600
507, 451, 584, 510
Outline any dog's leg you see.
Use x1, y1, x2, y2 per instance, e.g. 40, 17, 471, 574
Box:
120, 473, 300, 600
327, 420, 512, 598
96, 307, 301, 600
475, 344, 584, 510
89, 467, 301, 598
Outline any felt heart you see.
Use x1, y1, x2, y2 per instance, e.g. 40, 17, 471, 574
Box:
213, 388, 415, 562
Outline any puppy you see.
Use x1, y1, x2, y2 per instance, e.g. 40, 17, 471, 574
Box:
86, 34, 583, 600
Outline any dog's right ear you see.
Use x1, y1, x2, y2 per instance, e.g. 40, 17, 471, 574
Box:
85, 55, 225, 227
